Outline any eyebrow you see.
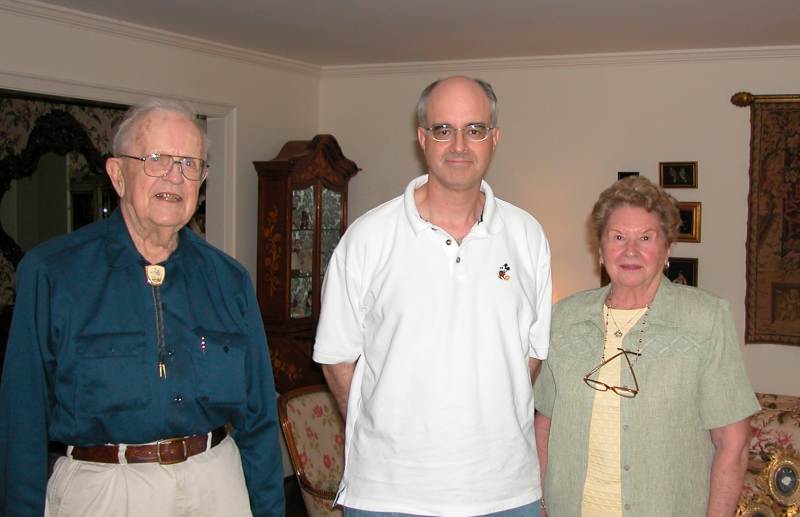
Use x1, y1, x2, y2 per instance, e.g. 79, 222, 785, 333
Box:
606, 227, 659, 233
430, 121, 489, 127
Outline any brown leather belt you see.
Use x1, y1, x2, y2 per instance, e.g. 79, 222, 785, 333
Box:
69, 426, 227, 465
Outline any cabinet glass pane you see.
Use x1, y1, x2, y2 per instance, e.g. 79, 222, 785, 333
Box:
321, 188, 342, 230
291, 229, 313, 276
292, 186, 315, 231
320, 229, 340, 282
290, 186, 315, 319
289, 275, 312, 319
320, 188, 343, 284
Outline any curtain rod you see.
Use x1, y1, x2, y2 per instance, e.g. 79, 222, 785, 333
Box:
731, 91, 800, 107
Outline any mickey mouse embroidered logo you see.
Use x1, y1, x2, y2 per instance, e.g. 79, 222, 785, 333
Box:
498, 263, 511, 281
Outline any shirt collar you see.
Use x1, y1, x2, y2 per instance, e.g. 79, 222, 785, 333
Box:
103, 208, 187, 268
403, 174, 504, 236
564, 275, 680, 330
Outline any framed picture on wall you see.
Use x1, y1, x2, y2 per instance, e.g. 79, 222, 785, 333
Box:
660, 161, 698, 188
666, 257, 698, 286
617, 171, 639, 180
676, 201, 701, 243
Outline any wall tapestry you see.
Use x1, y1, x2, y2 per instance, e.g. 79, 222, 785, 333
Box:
732, 92, 800, 346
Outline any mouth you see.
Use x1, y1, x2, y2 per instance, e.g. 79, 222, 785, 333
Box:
445, 156, 474, 166
154, 192, 183, 202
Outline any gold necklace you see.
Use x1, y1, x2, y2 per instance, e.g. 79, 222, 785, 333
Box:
606, 305, 648, 338
603, 303, 650, 363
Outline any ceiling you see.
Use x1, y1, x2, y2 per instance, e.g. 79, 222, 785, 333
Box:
39, 0, 800, 66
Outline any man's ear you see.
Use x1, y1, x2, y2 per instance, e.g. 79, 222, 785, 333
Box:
417, 126, 428, 153
106, 157, 125, 198
491, 126, 501, 151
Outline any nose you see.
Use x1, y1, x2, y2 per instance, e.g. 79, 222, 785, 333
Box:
450, 128, 467, 152
161, 160, 186, 183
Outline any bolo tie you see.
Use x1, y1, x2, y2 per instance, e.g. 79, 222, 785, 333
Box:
145, 264, 168, 379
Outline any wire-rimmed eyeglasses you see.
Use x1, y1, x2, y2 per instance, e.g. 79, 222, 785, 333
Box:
421, 123, 495, 142
119, 153, 208, 181
582, 348, 641, 398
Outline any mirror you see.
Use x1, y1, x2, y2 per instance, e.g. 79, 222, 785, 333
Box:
0, 92, 128, 297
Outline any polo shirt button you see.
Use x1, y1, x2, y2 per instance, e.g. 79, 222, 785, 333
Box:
173, 394, 183, 404
445, 239, 452, 245
623, 424, 629, 430
625, 504, 631, 510
223, 345, 229, 353
624, 464, 630, 471
455, 257, 461, 263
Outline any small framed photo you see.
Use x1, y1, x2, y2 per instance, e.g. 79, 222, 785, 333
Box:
676, 201, 701, 243
659, 161, 698, 188
667, 257, 698, 287
617, 171, 639, 180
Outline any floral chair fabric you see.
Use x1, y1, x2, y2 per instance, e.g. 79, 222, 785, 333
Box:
278, 385, 345, 517
737, 393, 800, 516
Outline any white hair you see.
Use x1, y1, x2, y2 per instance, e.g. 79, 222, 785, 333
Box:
112, 98, 209, 157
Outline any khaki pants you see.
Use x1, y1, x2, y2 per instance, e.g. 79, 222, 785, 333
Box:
45, 435, 252, 517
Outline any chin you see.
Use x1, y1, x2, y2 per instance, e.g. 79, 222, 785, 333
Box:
149, 211, 192, 230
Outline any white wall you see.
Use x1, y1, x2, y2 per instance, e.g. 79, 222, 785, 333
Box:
319, 50, 800, 395
2, 3, 798, 395
0, 3, 320, 276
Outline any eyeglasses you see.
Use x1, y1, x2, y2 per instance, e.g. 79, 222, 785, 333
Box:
582, 348, 641, 398
119, 153, 208, 181
421, 123, 494, 142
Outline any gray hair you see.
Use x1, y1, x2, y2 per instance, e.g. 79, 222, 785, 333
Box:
416, 76, 498, 128
112, 98, 208, 157
591, 176, 682, 245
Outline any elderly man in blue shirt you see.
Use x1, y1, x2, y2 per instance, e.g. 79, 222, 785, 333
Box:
0, 99, 285, 516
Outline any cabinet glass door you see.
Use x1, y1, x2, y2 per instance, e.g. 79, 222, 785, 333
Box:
320, 187, 343, 285
290, 186, 314, 319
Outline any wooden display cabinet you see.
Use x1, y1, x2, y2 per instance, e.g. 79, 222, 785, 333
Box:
254, 135, 359, 393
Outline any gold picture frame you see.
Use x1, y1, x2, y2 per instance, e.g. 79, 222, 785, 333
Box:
767, 451, 800, 507
677, 201, 701, 243
736, 500, 776, 517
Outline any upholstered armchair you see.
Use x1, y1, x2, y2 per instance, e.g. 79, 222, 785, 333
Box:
737, 393, 800, 516
278, 385, 345, 517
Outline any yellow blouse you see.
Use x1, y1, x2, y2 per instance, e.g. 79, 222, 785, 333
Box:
581, 305, 645, 517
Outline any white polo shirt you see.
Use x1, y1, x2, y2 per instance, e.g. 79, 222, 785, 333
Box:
313, 175, 552, 516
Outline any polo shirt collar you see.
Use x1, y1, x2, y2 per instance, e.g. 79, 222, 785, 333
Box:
403, 174, 504, 236
103, 208, 187, 268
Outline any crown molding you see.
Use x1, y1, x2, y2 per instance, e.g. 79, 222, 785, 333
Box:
0, 0, 321, 76
321, 45, 800, 78
4, 0, 799, 79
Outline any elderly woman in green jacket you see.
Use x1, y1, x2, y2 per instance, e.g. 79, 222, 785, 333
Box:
534, 176, 758, 516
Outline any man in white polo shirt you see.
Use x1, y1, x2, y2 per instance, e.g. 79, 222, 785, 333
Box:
313, 76, 551, 517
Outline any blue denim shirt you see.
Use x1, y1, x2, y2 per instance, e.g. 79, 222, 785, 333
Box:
0, 210, 285, 516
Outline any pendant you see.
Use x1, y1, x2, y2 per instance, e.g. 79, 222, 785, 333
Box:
145, 265, 165, 286
614, 330, 623, 338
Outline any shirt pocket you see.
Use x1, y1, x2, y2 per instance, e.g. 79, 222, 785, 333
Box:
74, 331, 151, 414
191, 328, 248, 407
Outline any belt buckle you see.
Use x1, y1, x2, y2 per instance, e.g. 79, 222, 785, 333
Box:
156, 437, 188, 465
